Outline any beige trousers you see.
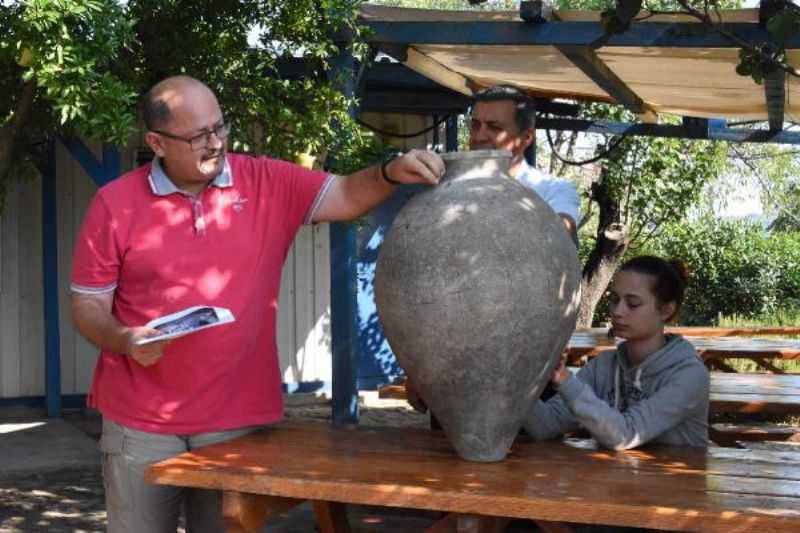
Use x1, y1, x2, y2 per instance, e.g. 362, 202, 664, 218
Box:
100, 418, 263, 533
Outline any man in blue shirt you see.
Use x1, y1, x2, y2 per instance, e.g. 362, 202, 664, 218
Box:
469, 84, 580, 239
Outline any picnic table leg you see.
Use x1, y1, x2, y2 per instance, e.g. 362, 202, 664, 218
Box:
705, 358, 739, 373
426, 512, 511, 532
752, 358, 785, 374
313, 500, 351, 533
222, 491, 303, 532
535, 520, 576, 533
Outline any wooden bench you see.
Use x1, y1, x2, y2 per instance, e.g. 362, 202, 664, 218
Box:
567, 329, 800, 372
382, 372, 800, 413
710, 372, 800, 415
710, 423, 800, 447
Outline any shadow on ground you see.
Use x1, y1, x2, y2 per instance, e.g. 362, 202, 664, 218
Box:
0, 468, 105, 533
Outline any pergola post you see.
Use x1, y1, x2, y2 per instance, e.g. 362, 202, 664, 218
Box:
329, 43, 360, 425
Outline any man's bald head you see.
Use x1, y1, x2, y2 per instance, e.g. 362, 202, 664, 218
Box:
143, 76, 216, 130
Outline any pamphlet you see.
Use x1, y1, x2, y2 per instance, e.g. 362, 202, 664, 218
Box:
134, 305, 235, 345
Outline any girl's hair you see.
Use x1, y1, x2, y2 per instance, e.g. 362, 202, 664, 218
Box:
619, 255, 690, 321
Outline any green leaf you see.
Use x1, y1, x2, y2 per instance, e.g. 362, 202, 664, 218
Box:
766, 10, 799, 44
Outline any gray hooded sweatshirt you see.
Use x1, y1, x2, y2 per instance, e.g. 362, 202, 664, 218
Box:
522, 334, 709, 450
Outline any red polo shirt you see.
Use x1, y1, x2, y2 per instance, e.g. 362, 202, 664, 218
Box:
71, 153, 332, 434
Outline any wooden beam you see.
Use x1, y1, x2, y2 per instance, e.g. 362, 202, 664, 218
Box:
557, 45, 650, 115
359, 20, 800, 48
405, 47, 473, 96
537, 117, 800, 143
764, 69, 785, 131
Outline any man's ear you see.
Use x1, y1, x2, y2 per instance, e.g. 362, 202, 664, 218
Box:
521, 127, 534, 149
144, 132, 166, 158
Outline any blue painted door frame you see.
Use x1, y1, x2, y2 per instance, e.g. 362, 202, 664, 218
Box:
44, 138, 120, 417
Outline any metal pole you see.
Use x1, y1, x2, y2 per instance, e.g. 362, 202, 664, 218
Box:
446, 115, 459, 152
42, 139, 61, 418
329, 42, 360, 425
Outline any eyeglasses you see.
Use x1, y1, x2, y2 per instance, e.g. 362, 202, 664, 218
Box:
151, 121, 231, 152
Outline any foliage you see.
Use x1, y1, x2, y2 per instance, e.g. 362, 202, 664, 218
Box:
367, 0, 518, 9
1, 0, 379, 208
128, 0, 368, 161
0, 0, 137, 209
636, 217, 800, 324
768, 181, 800, 232
588, 111, 727, 245
721, 143, 800, 231
1, 0, 138, 144
599, 0, 799, 85
718, 309, 800, 331
566, 101, 729, 326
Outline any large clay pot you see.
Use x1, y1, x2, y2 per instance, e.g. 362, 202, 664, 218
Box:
374, 150, 581, 462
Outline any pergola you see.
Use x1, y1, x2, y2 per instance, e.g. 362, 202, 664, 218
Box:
327, 1, 800, 423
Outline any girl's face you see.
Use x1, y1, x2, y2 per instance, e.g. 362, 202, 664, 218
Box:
608, 271, 676, 342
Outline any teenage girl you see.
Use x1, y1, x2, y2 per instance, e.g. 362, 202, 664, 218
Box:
523, 256, 709, 450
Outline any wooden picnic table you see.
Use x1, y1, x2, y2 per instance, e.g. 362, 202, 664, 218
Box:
567, 328, 800, 372
145, 420, 800, 533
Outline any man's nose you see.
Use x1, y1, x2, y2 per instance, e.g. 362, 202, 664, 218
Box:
206, 131, 224, 150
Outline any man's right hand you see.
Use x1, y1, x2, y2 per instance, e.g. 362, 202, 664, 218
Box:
405, 376, 428, 414
125, 327, 171, 367
72, 292, 171, 367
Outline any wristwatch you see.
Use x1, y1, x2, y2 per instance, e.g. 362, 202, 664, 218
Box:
380, 151, 404, 186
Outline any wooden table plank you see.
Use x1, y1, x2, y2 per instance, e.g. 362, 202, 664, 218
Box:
146, 421, 800, 532
566, 329, 800, 362
710, 373, 800, 414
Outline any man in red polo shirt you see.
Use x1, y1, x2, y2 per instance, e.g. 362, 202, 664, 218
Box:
70, 75, 444, 533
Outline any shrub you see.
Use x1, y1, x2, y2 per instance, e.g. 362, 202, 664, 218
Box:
635, 217, 800, 324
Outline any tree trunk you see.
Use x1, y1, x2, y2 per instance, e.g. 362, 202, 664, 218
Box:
0, 80, 37, 188
576, 179, 629, 328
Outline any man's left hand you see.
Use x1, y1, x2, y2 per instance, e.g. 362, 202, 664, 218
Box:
384, 149, 445, 186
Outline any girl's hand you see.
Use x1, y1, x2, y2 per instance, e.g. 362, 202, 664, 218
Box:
551, 358, 571, 386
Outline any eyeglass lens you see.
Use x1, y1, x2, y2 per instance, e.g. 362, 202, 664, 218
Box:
191, 123, 231, 151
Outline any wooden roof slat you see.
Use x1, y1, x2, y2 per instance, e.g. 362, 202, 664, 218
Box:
557, 45, 652, 115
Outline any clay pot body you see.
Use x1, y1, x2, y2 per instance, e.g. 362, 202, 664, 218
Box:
374, 150, 580, 462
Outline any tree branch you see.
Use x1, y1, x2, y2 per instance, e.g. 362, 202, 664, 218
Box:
0, 79, 37, 187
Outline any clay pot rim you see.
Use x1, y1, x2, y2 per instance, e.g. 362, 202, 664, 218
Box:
439, 149, 512, 162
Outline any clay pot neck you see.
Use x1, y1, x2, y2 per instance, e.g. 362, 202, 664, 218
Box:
439, 150, 513, 184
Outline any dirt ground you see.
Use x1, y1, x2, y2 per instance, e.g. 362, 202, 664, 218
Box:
0, 398, 643, 532
0, 398, 446, 533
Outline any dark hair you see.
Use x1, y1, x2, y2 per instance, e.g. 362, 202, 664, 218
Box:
142, 88, 172, 131
620, 255, 690, 321
473, 84, 535, 133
